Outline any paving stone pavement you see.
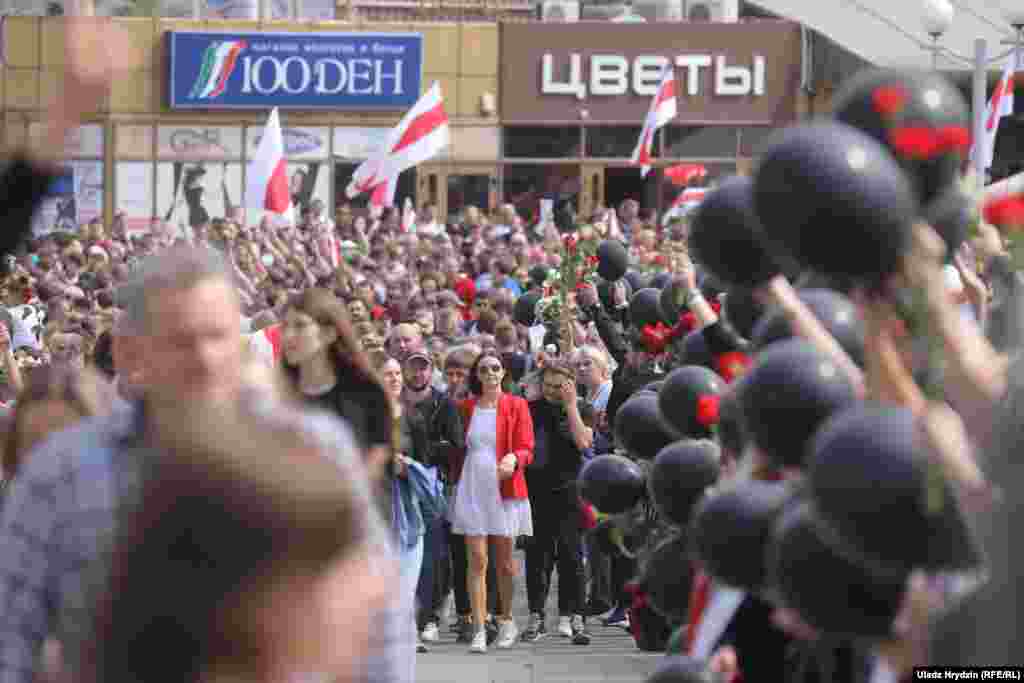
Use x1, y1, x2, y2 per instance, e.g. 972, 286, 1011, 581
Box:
414, 551, 664, 683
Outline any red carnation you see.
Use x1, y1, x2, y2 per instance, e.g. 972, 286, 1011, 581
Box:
587, 255, 600, 266
653, 254, 667, 267
710, 301, 722, 315
715, 351, 752, 383
890, 127, 941, 159
680, 311, 698, 332
937, 125, 971, 154
983, 194, 1024, 232
872, 85, 907, 117
696, 394, 720, 427
640, 322, 671, 355
563, 234, 578, 253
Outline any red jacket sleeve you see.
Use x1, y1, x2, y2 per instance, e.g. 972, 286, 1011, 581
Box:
509, 396, 535, 468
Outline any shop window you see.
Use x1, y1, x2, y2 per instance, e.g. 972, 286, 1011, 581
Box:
664, 126, 739, 159
503, 127, 581, 159
334, 163, 416, 213
27, 124, 105, 236
116, 162, 155, 235
155, 162, 243, 237
502, 163, 580, 223
32, 162, 104, 236
738, 126, 776, 157
585, 126, 644, 159
448, 175, 491, 219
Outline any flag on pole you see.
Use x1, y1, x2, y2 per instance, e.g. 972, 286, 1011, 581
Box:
244, 108, 294, 224
347, 82, 450, 200
972, 48, 1021, 173
631, 66, 677, 177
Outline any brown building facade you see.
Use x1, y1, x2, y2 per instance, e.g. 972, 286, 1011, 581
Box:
0, 15, 813, 230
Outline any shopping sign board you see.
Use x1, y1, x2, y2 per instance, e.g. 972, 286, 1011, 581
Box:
500, 21, 802, 125
167, 31, 422, 110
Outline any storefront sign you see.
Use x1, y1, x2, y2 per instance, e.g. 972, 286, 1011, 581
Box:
167, 31, 423, 110
157, 126, 243, 160
500, 22, 802, 125
247, 126, 328, 159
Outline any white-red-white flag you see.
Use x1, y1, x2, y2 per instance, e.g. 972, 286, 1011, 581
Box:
972, 49, 1021, 173
347, 82, 450, 199
369, 175, 399, 211
244, 108, 294, 224
631, 66, 677, 177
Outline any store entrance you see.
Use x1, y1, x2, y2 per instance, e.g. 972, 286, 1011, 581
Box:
604, 166, 656, 213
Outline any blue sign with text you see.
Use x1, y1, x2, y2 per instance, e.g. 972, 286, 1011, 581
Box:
168, 31, 422, 110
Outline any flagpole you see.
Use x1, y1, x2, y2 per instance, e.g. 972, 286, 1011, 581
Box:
972, 38, 988, 186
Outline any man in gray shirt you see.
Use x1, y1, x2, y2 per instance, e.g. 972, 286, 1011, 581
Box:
0, 246, 407, 683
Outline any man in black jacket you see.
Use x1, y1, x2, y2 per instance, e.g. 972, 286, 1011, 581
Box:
522, 360, 595, 645
403, 351, 467, 646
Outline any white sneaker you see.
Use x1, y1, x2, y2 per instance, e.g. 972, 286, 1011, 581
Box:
557, 615, 572, 638
496, 620, 519, 649
421, 621, 440, 643
469, 628, 487, 654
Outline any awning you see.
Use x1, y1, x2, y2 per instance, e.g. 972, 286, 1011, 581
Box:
748, 0, 1021, 72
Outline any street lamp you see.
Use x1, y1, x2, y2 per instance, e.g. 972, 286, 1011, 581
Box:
921, 0, 954, 69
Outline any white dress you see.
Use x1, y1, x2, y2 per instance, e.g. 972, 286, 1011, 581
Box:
450, 408, 533, 538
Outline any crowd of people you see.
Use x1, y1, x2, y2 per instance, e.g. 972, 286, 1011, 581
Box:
0, 15, 1020, 683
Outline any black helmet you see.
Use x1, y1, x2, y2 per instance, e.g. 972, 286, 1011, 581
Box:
735, 340, 858, 469
689, 176, 783, 288
808, 405, 982, 575
690, 480, 795, 592
752, 288, 865, 367
769, 499, 908, 640
630, 288, 667, 330
578, 454, 646, 515
754, 122, 918, 285
832, 69, 970, 206
649, 440, 721, 525
615, 392, 677, 460
597, 240, 629, 282
641, 533, 697, 622
658, 366, 725, 439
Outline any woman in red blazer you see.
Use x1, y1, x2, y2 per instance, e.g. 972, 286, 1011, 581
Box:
449, 350, 535, 654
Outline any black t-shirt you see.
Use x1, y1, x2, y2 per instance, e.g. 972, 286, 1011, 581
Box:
528, 398, 593, 491
306, 374, 392, 452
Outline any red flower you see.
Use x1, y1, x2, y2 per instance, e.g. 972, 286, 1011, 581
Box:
983, 195, 1024, 231
890, 127, 941, 159
872, 85, 907, 117
640, 322, 671, 354
715, 351, 752, 383
680, 311, 698, 333
587, 255, 600, 266
937, 125, 971, 154
563, 234, 578, 253
695, 394, 721, 427
653, 254, 667, 267
710, 301, 722, 315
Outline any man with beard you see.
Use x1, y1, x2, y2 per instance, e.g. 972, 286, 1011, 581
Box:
522, 360, 595, 645
402, 351, 466, 647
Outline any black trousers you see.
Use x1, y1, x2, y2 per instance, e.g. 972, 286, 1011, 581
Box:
525, 485, 585, 616
449, 530, 500, 616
